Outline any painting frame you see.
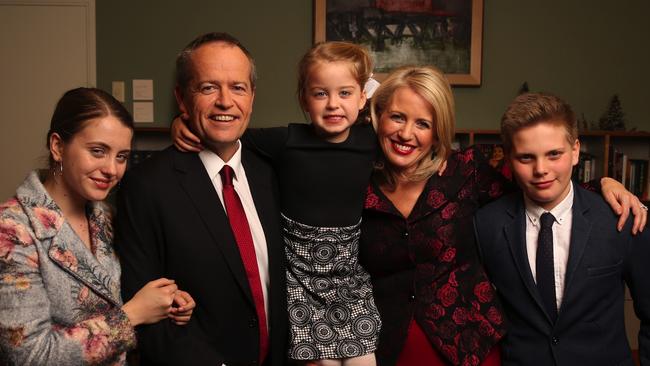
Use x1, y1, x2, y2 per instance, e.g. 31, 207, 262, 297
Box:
314, 0, 484, 86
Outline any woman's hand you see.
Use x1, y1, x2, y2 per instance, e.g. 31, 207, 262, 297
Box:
601, 177, 647, 234
122, 278, 178, 326
170, 290, 196, 325
171, 115, 203, 152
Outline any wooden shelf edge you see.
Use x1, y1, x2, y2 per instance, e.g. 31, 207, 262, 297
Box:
456, 129, 649, 137
134, 126, 170, 133
456, 128, 499, 135
578, 130, 650, 137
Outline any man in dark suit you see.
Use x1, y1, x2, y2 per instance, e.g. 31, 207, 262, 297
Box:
474, 93, 649, 366
115, 32, 287, 366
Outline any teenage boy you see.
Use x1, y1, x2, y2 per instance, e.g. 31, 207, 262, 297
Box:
474, 93, 650, 366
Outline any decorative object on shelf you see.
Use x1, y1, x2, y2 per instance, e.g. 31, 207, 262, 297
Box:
598, 94, 626, 131
476, 144, 512, 180
517, 81, 529, 95
577, 113, 590, 131
314, 0, 484, 86
573, 152, 597, 183
128, 150, 158, 169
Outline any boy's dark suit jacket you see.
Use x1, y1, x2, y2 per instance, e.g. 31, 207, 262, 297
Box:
115, 146, 287, 366
474, 184, 649, 366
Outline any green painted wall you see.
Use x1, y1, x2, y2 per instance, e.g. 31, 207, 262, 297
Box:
97, 0, 312, 128
457, 1, 650, 131
97, 1, 650, 131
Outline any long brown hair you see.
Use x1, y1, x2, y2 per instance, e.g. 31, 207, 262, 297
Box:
47, 87, 133, 168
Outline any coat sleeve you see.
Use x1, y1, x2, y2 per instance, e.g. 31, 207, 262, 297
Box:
624, 229, 650, 366
473, 214, 486, 264
0, 212, 135, 365
114, 171, 225, 366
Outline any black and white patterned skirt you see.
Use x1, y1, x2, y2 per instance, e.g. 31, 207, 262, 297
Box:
283, 214, 381, 360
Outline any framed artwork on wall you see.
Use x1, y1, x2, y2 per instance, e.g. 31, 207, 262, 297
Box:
314, 0, 484, 86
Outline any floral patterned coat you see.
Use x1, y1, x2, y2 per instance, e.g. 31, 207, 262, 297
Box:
359, 147, 510, 366
0, 171, 136, 365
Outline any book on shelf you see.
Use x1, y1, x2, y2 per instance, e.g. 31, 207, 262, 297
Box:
573, 152, 596, 183
628, 159, 649, 200
606, 146, 649, 201
609, 148, 626, 183
622, 155, 629, 187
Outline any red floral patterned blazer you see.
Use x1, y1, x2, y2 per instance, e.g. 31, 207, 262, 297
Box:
360, 147, 510, 366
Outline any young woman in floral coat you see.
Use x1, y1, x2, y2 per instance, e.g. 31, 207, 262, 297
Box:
358, 66, 646, 366
0, 88, 195, 365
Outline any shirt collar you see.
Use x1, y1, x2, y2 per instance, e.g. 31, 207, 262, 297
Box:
198, 140, 244, 182
524, 182, 574, 227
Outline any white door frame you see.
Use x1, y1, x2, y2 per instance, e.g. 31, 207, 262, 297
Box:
0, 0, 96, 85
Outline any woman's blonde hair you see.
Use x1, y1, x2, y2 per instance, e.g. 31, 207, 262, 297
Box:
370, 66, 455, 188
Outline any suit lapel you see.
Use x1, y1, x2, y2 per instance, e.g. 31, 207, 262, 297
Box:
173, 151, 252, 303
87, 203, 123, 303
562, 186, 592, 303
409, 175, 453, 221
503, 197, 552, 322
241, 150, 275, 254
47, 225, 121, 306
17, 172, 120, 306
401, 156, 466, 222
241, 148, 286, 315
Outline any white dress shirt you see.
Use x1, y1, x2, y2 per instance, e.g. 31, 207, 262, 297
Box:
525, 182, 574, 310
198, 141, 270, 323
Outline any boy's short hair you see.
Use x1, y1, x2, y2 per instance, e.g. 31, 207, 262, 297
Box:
501, 93, 577, 153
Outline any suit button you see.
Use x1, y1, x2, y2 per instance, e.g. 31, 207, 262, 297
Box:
403, 230, 409, 239
249, 318, 258, 328
552, 337, 559, 345
409, 294, 416, 301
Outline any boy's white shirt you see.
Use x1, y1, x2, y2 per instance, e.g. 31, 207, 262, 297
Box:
524, 182, 574, 310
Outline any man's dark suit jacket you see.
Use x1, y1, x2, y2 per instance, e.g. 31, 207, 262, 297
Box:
474, 184, 649, 366
115, 146, 288, 366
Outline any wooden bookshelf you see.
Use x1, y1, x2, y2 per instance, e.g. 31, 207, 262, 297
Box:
133, 126, 172, 151
134, 126, 170, 133
455, 128, 499, 146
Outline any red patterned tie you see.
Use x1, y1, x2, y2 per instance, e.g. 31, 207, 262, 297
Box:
220, 165, 269, 363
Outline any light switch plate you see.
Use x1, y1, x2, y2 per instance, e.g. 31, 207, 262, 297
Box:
112, 81, 125, 102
